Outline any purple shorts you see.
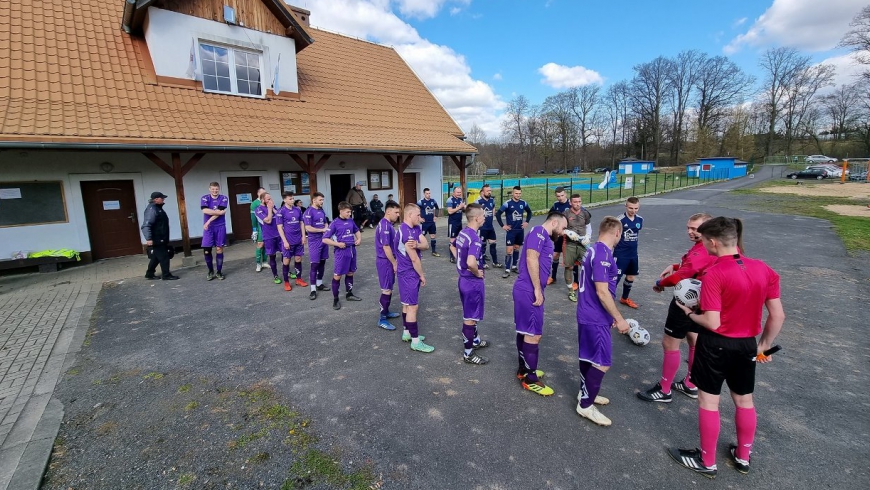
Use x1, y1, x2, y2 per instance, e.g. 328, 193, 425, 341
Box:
459, 277, 484, 322
201, 225, 226, 248
377, 257, 395, 291
333, 246, 357, 276
578, 322, 613, 367
263, 237, 281, 256
398, 270, 421, 306
513, 285, 544, 336
282, 242, 304, 259
309, 239, 329, 263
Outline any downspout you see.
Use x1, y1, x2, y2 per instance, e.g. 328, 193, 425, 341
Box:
121, 0, 137, 34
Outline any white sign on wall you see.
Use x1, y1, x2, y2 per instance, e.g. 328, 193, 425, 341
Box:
624, 177, 634, 190
0, 188, 22, 199
236, 193, 252, 204
102, 200, 121, 210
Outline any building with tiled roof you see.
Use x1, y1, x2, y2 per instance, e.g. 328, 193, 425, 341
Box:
0, 0, 475, 263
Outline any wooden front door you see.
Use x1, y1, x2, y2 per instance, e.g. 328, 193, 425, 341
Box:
227, 176, 261, 241
80, 180, 143, 259
402, 172, 418, 206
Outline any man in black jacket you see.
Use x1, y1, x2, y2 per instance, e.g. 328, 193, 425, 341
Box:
141, 191, 179, 280
369, 194, 384, 224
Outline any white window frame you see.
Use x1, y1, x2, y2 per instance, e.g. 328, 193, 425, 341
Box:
198, 41, 265, 99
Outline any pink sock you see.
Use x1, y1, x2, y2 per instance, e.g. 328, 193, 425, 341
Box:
735, 406, 757, 461
660, 350, 681, 394
699, 408, 720, 467
685, 346, 697, 389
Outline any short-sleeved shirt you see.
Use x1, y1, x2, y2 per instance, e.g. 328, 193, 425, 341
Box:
614, 213, 643, 256
497, 199, 532, 230
395, 222, 423, 273
455, 227, 483, 279
302, 206, 328, 240
375, 218, 397, 260
514, 225, 554, 291
418, 198, 439, 223
201, 194, 229, 226
446, 196, 465, 225
659, 241, 716, 288
550, 200, 571, 215
564, 207, 592, 235
326, 218, 359, 246
699, 254, 781, 338
477, 196, 496, 230
275, 205, 304, 245
576, 241, 620, 325
255, 205, 280, 240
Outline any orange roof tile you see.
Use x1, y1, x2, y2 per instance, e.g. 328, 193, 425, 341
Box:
0, 1, 475, 154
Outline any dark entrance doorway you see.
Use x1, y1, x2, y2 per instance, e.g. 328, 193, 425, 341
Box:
227, 176, 261, 241
80, 180, 143, 259
402, 172, 418, 206
329, 174, 354, 220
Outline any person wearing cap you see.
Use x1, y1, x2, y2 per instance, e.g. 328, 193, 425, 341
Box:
346, 182, 369, 229
141, 191, 179, 280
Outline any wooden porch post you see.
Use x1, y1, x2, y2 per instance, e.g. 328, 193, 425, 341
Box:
290, 153, 331, 197
143, 152, 205, 257
383, 154, 415, 206
451, 155, 468, 197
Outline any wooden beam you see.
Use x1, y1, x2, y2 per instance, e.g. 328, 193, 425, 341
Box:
143, 152, 172, 176
289, 153, 307, 169
170, 152, 192, 257
180, 153, 205, 177
313, 154, 331, 174
396, 155, 406, 208
458, 155, 467, 200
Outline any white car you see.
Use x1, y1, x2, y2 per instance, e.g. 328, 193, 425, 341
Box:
805, 155, 837, 164
807, 164, 847, 177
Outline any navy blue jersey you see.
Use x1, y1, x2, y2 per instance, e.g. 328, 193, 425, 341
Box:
550, 200, 571, 215
614, 213, 643, 256
446, 196, 465, 224
496, 199, 532, 230
418, 198, 439, 223
476, 196, 496, 230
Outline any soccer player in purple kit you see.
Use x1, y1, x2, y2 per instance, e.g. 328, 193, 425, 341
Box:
322, 202, 362, 310
276, 191, 309, 292
201, 182, 229, 280
513, 211, 567, 395
575, 217, 631, 426
303, 192, 331, 300
395, 203, 434, 353
455, 204, 490, 365
375, 201, 402, 330
255, 193, 282, 284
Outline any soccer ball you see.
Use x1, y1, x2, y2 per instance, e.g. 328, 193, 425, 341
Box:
673, 278, 702, 308
626, 319, 650, 346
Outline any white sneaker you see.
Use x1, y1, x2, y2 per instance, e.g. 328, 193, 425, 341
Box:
577, 391, 610, 405
255, 263, 262, 272
576, 403, 612, 426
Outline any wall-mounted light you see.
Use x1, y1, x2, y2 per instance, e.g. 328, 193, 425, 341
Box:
338, 161, 346, 168
239, 161, 250, 170
100, 162, 114, 173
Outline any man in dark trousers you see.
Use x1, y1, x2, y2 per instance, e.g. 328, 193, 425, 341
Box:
370, 194, 385, 224
346, 182, 369, 229
142, 191, 179, 280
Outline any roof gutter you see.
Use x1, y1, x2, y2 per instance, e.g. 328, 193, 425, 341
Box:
0, 141, 476, 157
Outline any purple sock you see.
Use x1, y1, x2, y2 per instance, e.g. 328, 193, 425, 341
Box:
579, 362, 605, 409
521, 342, 540, 382
462, 324, 476, 353
379, 293, 390, 317
269, 255, 277, 276
332, 278, 340, 298
516, 333, 525, 372
295, 261, 302, 278
216, 253, 223, 272
204, 251, 214, 272
345, 275, 354, 292
407, 321, 418, 338
282, 263, 290, 283
309, 263, 317, 286
317, 260, 326, 281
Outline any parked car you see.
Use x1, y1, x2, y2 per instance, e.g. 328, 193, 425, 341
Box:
787, 168, 828, 180
484, 168, 500, 176
805, 155, 837, 164
849, 171, 868, 181
807, 164, 846, 177
593, 167, 610, 173
536, 169, 546, 174
648, 168, 660, 173
554, 168, 565, 174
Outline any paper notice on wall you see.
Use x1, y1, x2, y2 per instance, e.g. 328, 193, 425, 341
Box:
0, 188, 22, 199
236, 193, 252, 205
624, 177, 633, 190
102, 200, 121, 210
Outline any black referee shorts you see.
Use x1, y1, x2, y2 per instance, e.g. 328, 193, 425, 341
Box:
663, 297, 700, 340
690, 330, 757, 396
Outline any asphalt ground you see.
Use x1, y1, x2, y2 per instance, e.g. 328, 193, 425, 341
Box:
42, 171, 870, 489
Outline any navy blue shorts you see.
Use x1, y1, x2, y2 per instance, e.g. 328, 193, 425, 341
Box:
479, 228, 497, 241
421, 221, 437, 235
506, 229, 524, 246
447, 222, 462, 239
615, 254, 639, 276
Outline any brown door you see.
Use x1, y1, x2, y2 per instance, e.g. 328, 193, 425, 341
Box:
402, 173, 418, 206
80, 180, 143, 259
227, 177, 261, 241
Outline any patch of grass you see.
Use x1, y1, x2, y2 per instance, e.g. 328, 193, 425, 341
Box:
177, 472, 196, 487
96, 421, 118, 436
177, 384, 192, 393
249, 452, 271, 464
143, 372, 164, 381
66, 368, 80, 376
183, 401, 199, 412
229, 427, 270, 450
284, 449, 375, 490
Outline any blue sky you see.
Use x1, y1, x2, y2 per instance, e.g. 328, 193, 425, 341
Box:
309, 0, 866, 137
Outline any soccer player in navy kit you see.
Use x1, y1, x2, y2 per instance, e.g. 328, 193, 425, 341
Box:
455, 204, 490, 365
322, 202, 362, 310
668, 217, 785, 479
496, 186, 532, 278
445, 186, 466, 263
475, 184, 501, 269
201, 182, 229, 280
614, 197, 643, 309
548, 188, 571, 285
418, 188, 441, 257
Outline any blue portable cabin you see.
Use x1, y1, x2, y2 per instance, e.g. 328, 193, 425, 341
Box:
686, 157, 747, 179
617, 159, 656, 175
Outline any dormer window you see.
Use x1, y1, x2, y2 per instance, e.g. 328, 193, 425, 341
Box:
199, 43, 263, 97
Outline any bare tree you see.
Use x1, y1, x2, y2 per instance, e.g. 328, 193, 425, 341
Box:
759, 47, 812, 156
542, 91, 575, 172
694, 55, 755, 157
630, 57, 670, 163
466, 122, 487, 146
569, 85, 601, 169
604, 81, 629, 166
781, 63, 835, 154
822, 84, 858, 141
525, 104, 542, 175
666, 50, 702, 165
850, 79, 870, 155
502, 95, 530, 175
840, 5, 870, 81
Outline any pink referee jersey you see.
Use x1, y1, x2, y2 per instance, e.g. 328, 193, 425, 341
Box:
699, 254, 781, 338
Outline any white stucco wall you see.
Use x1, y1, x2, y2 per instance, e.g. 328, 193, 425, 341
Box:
0, 151, 443, 260
144, 7, 299, 94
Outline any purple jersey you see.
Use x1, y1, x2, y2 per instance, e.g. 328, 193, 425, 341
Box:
302, 206, 328, 241
514, 225, 554, 291
455, 227, 483, 279
201, 194, 229, 226
395, 222, 422, 273
255, 205, 280, 240
375, 218, 397, 260
577, 241, 620, 325
326, 217, 359, 246
275, 205, 304, 245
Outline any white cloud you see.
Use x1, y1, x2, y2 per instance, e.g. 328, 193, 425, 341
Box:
816, 52, 868, 91
395, 0, 470, 19
493, 72, 502, 80
725, 0, 864, 54
537, 62, 604, 89
733, 17, 747, 27
449, 7, 461, 15
309, 0, 505, 137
